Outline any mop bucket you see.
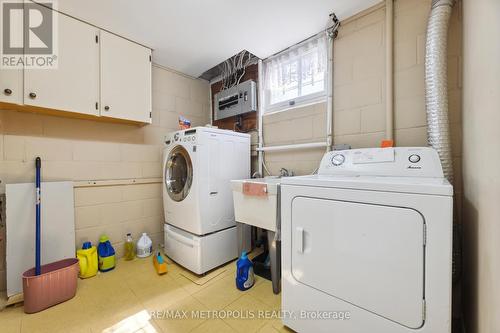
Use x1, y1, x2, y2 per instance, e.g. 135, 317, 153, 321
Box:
22, 157, 79, 314
22, 258, 79, 313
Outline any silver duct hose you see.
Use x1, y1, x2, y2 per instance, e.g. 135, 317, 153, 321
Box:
425, 0, 455, 183
426, 2, 463, 312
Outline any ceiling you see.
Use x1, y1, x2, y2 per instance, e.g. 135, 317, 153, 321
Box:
56, 0, 382, 78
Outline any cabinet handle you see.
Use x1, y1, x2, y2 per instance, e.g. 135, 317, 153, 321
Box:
29, 92, 37, 99
4, 88, 12, 95
104, 105, 110, 111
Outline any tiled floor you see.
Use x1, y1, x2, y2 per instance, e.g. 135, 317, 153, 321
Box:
0, 253, 292, 333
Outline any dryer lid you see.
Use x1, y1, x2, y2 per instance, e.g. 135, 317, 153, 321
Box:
281, 174, 453, 196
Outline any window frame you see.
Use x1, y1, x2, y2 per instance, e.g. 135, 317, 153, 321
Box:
263, 36, 328, 114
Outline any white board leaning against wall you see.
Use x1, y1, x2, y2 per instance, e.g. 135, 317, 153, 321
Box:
5, 181, 75, 297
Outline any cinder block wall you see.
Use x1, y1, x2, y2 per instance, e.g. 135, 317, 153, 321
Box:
262, 0, 462, 187
74, 183, 163, 259
0, 65, 210, 290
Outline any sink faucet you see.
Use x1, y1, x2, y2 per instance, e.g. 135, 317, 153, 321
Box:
279, 168, 293, 177
252, 171, 262, 179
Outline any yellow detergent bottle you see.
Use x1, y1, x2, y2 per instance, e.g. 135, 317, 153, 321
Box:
76, 241, 98, 278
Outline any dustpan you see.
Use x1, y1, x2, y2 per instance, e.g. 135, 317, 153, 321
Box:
22, 157, 79, 314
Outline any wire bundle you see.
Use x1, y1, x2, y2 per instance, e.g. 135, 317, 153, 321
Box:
220, 50, 254, 91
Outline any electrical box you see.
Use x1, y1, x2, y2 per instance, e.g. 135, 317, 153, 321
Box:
214, 80, 257, 121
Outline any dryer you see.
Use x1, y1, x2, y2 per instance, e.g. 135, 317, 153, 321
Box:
280, 147, 453, 333
162, 127, 250, 274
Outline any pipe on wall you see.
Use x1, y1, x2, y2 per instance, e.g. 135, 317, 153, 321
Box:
256, 142, 328, 152
257, 59, 265, 176
425, 0, 455, 183
385, 0, 394, 142
326, 32, 334, 151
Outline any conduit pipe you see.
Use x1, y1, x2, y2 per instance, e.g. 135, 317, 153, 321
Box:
425, 0, 455, 183
256, 142, 328, 152
326, 30, 334, 151
257, 59, 265, 176
385, 0, 394, 142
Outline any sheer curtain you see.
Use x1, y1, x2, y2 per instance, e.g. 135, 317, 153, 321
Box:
264, 33, 328, 112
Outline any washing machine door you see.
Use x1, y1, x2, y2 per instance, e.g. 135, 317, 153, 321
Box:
165, 145, 193, 202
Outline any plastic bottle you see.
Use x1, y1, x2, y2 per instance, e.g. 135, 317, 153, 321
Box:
76, 241, 98, 278
97, 235, 116, 272
136, 233, 153, 258
236, 251, 254, 291
124, 233, 135, 260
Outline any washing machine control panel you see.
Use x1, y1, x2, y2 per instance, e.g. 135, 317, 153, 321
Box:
320, 147, 444, 178
165, 129, 197, 146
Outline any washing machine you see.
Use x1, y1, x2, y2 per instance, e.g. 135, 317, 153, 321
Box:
162, 127, 250, 274
280, 147, 453, 333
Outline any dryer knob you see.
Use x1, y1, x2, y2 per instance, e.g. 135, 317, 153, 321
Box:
409, 154, 421, 163
331, 154, 345, 166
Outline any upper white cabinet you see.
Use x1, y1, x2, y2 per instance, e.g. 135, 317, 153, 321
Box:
1, 4, 152, 124
24, 8, 100, 116
100, 31, 152, 123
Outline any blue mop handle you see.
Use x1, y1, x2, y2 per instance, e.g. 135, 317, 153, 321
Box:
35, 157, 41, 276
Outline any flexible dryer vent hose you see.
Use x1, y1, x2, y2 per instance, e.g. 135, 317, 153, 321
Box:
425, 0, 455, 183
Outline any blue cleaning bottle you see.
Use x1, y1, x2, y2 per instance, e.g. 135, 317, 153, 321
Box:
236, 252, 255, 291
97, 235, 116, 272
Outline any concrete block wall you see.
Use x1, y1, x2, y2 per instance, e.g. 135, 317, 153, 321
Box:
0, 65, 210, 291
263, 102, 327, 175
74, 183, 163, 259
261, 0, 463, 192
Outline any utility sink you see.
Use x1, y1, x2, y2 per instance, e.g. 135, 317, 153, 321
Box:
231, 177, 281, 232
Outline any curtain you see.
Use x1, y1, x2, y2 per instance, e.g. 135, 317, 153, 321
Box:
264, 33, 328, 110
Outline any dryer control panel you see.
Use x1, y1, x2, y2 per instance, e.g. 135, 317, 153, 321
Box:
318, 147, 444, 178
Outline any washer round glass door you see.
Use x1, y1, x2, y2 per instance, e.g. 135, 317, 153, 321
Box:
165, 145, 193, 202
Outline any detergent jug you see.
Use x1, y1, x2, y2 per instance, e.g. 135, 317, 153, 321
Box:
236, 252, 254, 291
136, 233, 153, 258
98, 235, 116, 272
76, 241, 98, 279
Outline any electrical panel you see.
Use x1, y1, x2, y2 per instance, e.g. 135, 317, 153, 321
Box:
214, 80, 257, 121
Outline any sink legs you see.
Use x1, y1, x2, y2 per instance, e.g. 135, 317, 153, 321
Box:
267, 230, 281, 294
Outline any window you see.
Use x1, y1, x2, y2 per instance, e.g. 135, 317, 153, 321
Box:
264, 34, 328, 113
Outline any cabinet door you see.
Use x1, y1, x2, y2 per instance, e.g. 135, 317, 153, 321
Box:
0, 66, 23, 105
24, 7, 99, 116
100, 31, 152, 123
0, 4, 23, 105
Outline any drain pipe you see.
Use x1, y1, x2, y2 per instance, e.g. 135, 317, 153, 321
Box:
385, 0, 394, 142
425, 0, 455, 183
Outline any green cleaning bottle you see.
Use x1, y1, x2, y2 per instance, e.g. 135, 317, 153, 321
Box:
124, 233, 135, 260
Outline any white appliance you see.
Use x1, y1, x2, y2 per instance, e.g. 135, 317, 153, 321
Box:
281, 147, 453, 333
162, 127, 250, 274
